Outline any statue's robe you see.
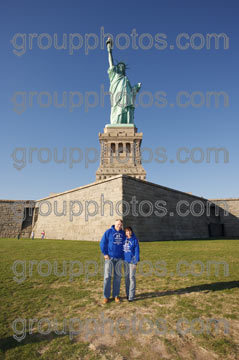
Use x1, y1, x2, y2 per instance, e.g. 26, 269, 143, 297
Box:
108, 66, 138, 124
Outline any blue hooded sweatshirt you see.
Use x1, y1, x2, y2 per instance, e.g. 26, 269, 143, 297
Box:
100, 225, 125, 259
123, 233, 140, 264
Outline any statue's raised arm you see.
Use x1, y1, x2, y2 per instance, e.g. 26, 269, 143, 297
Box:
106, 37, 114, 68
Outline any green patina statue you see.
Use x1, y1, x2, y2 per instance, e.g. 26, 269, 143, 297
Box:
106, 37, 141, 125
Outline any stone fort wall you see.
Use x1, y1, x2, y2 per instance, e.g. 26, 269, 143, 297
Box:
32, 176, 123, 241
0, 200, 34, 238
122, 176, 239, 241
0, 175, 239, 241
209, 198, 239, 238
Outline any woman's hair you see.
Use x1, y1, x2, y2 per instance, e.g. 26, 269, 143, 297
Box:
125, 226, 133, 233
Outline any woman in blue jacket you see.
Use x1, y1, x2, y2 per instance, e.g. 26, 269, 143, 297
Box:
123, 226, 140, 302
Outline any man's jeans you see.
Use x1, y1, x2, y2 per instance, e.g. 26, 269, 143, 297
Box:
124, 262, 137, 300
103, 258, 122, 299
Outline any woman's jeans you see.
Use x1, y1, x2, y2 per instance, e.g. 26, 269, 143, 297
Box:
103, 258, 122, 299
124, 262, 137, 300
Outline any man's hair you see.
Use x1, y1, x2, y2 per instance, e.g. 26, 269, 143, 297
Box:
115, 219, 123, 223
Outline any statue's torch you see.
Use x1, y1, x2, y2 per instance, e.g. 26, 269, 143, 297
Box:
106, 37, 113, 51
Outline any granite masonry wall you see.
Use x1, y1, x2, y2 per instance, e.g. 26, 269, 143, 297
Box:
32, 176, 123, 241
209, 198, 239, 238
122, 176, 239, 241
0, 200, 34, 238
0, 175, 239, 241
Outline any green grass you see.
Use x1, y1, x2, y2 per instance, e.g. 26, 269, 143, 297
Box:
0, 238, 239, 359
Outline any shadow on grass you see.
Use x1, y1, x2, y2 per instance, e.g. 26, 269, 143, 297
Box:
0, 331, 66, 353
1, 281, 238, 352
134, 280, 239, 301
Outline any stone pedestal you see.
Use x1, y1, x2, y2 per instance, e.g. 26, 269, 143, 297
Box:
96, 125, 146, 181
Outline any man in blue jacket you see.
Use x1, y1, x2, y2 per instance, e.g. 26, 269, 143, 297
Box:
100, 219, 125, 304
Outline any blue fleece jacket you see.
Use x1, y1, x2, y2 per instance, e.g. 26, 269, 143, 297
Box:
100, 225, 125, 259
123, 233, 140, 264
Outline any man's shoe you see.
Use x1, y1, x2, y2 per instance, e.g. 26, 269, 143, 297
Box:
103, 298, 109, 304
115, 296, 120, 303
128, 299, 133, 302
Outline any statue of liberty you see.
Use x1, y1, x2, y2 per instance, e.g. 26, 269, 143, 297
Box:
106, 37, 141, 125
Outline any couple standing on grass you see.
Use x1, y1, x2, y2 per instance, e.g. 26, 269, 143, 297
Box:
100, 219, 140, 304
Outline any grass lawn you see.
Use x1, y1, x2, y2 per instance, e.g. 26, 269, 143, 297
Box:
0, 238, 239, 360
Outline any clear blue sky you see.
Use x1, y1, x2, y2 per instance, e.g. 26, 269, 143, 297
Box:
1, 0, 238, 200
